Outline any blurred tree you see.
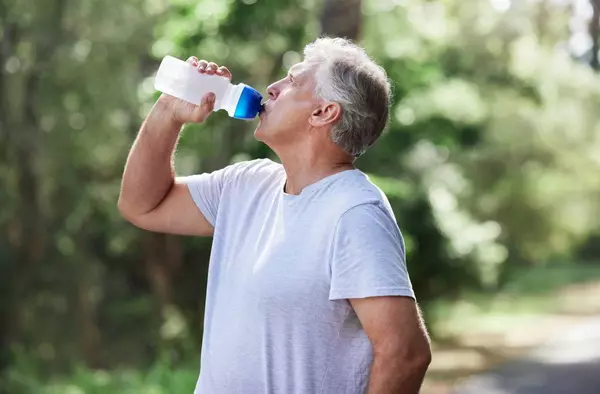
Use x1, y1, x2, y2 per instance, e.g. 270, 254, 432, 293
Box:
0, 0, 162, 373
320, 0, 363, 38
590, 0, 600, 69
0, 0, 66, 371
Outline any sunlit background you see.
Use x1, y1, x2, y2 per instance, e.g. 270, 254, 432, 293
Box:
1, 0, 600, 393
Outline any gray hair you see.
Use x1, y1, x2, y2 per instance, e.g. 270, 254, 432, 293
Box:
303, 37, 392, 157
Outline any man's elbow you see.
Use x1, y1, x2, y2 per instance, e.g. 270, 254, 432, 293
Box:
378, 341, 432, 373
414, 345, 432, 371
117, 196, 132, 219
399, 343, 431, 372
117, 196, 143, 225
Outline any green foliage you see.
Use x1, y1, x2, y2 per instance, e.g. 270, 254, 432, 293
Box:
430, 264, 600, 338
3, 358, 198, 394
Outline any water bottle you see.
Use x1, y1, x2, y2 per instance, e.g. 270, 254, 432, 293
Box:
154, 55, 263, 120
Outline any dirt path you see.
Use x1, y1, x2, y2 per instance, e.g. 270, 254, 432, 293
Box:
451, 316, 600, 394
421, 280, 600, 394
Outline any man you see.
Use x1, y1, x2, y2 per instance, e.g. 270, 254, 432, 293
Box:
118, 37, 431, 394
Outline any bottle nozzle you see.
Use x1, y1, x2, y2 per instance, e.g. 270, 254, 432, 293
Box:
231, 84, 264, 120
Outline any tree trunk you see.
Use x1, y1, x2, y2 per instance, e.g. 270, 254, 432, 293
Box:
319, 0, 363, 39
144, 233, 183, 310
76, 276, 104, 368
590, 0, 600, 70
0, 1, 19, 370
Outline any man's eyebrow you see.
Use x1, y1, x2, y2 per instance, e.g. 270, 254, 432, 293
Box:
287, 66, 300, 77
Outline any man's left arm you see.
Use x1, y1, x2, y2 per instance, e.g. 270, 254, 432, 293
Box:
329, 202, 431, 393
350, 296, 431, 394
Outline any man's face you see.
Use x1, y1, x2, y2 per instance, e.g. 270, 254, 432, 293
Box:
254, 62, 319, 149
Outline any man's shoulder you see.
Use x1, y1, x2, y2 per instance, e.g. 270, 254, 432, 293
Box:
330, 174, 402, 237
328, 170, 392, 210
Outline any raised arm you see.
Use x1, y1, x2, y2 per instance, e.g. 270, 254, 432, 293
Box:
117, 58, 231, 236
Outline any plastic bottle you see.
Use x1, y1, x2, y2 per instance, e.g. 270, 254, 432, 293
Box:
154, 55, 263, 120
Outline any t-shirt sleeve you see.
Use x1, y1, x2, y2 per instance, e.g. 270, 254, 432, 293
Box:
177, 162, 242, 227
329, 202, 415, 301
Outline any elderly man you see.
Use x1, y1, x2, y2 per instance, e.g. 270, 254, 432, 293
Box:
118, 37, 431, 394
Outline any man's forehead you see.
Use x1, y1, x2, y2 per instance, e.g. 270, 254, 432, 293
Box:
288, 62, 314, 75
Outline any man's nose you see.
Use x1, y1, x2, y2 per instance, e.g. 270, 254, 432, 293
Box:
266, 83, 279, 100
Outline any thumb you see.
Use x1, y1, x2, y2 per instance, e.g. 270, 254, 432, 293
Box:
201, 92, 216, 111
193, 92, 216, 122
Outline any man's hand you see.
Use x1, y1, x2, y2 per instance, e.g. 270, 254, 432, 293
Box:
350, 296, 431, 394
157, 57, 233, 125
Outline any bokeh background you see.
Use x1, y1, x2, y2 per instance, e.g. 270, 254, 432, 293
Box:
1, 0, 600, 393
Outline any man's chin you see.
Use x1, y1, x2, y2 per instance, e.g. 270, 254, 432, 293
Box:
253, 125, 266, 142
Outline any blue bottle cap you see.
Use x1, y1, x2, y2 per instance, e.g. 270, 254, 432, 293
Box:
233, 85, 263, 120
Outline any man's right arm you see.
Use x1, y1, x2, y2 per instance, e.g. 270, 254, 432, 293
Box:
118, 57, 231, 236
117, 97, 214, 236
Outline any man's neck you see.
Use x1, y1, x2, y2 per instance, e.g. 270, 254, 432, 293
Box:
279, 151, 354, 196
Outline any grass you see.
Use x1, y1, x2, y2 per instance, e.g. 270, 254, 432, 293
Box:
3, 361, 199, 394
429, 263, 600, 337
502, 263, 600, 294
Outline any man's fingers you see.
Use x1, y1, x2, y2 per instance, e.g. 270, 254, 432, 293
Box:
217, 66, 232, 80
186, 56, 198, 66
197, 59, 208, 73
204, 62, 217, 75
187, 58, 231, 80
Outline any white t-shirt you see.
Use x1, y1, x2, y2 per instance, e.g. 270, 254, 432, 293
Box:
180, 158, 415, 394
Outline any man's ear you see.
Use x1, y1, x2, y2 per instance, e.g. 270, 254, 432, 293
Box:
309, 102, 342, 128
